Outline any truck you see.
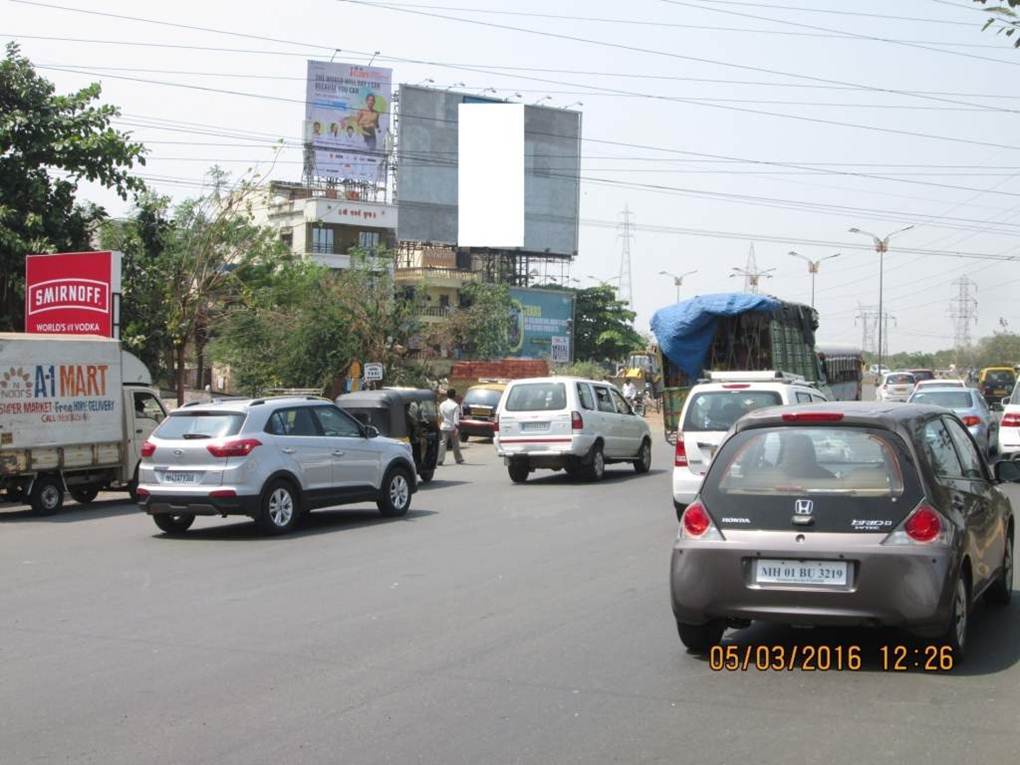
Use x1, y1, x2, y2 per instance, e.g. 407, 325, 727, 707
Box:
650, 293, 825, 442
0, 333, 167, 515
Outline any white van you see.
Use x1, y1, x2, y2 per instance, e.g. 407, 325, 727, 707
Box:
495, 377, 653, 483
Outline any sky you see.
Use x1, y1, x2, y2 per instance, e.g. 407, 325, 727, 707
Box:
6, 0, 1020, 353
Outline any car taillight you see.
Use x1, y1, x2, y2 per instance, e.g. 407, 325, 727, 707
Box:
206, 438, 262, 458
674, 435, 688, 467
961, 415, 981, 427
905, 505, 942, 543
140, 441, 156, 458
571, 411, 583, 430
210, 489, 237, 498
679, 500, 723, 540
136, 487, 149, 498
1002, 413, 1020, 428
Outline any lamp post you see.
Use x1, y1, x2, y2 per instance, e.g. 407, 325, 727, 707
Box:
848, 225, 914, 371
658, 269, 698, 302
788, 251, 840, 308
730, 266, 775, 294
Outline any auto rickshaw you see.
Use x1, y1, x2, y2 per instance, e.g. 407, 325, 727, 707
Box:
336, 388, 440, 483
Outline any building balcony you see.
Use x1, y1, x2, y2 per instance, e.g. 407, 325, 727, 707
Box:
395, 266, 480, 288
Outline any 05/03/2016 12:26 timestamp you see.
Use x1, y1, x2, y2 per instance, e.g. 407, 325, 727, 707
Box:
708, 644, 956, 672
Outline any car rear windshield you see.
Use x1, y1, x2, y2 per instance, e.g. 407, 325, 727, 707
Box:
504, 383, 567, 412
682, 390, 781, 432
885, 374, 915, 385
463, 388, 503, 408
909, 369, 935, 381
909, 391, 974, 409
986, 371, 1015, 386
155, 411, 245, 440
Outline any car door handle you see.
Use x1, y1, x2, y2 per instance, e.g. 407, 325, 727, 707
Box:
281, 447, 296, 454
332, 450, 345, 457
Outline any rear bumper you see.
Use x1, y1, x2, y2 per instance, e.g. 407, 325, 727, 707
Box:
670, 533, 957, 636
495, 435, 593, 469
672, 466, 704, 504
139, 491, 260, 517
460, 418, 496, 437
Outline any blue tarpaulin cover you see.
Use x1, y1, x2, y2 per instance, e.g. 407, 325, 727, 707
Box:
650, 293, 781, 380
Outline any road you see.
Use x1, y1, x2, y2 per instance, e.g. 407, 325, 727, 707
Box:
1, 437, 1019, 765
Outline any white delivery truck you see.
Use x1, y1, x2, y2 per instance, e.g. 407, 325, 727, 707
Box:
0, 333, 167, 515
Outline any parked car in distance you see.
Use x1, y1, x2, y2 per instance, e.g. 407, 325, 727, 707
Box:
978, 366, 1017, 408
907, 368, 937, 383
495, 377, 652, 483
876, 372, 916, 402
998, 381, 1020, 460
137, 397, 418, 535
672, 371, 829, 512
459, 383, 506, 441
670, 402, 1015, 660
908, 387, 998, 457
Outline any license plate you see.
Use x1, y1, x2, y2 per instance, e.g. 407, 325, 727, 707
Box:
993, 389, 1006, 396
470, 407, 491, 417
521, 422, 549, 432
162, 470, 199, 484
755, 559, 848, 586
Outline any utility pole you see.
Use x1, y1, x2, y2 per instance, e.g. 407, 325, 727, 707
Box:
730, 243, 775, 294
947, 276, 978, 353
617, 205, 634, 307
848, 225, 914, 374
788, 250, 840, 308
855, 304, 895, 362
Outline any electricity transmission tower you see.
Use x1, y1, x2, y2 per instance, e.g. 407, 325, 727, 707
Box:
617, 205, 634, 307
730, 243, 775, 294
856, 304, 896, 359
947, 276, 978, 350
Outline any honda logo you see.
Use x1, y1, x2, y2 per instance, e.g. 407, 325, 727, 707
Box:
174, 449, 183, 456
794, 499, 814, 516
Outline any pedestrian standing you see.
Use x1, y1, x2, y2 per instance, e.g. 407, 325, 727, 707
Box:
439, 388, 465, 465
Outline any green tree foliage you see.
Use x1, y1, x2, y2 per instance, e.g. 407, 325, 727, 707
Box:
975, 0, 1020, 46
432, 282, 514, 360
571, 285, 644, 362
0, 43, 145, 329
877, 332, 1020, 372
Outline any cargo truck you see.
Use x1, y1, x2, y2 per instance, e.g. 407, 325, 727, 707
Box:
0, 333, 167, 515
650, 293, 826, 442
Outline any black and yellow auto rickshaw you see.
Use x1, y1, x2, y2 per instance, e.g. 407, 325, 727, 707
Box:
335, 388, 440, 483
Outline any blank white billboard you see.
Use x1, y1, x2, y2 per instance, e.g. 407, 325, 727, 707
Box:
458, 103, 524, 248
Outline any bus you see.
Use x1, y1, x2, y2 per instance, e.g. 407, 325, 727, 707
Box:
817, 344, 865, 401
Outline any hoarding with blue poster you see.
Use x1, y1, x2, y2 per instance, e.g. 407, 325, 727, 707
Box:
508, 288, 574, 362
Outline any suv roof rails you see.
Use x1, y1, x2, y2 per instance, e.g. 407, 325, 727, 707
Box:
703, 370, 807, 384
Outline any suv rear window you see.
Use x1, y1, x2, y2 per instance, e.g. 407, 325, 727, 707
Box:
986, 371, 1015, 386
910, 390, 974, 409
682, 390, 781, 432
504, 383, 567, 412
155, 411, 245, 439
909, 369, 935, 381
885, 374, 915, 385
463, 388, 503, 408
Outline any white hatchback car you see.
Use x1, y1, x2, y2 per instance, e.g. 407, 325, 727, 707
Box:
672, 372, 829, 512
495, 377, 653, 483
876, 372, 917, 402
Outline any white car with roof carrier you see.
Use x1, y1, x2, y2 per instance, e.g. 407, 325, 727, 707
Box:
137, 396, 418, 535
494, 377, 653, 483
672, 371, 829, 513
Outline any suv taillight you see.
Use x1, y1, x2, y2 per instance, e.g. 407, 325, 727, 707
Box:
140, 441, 156, 458
206, 438, 262, 458
674, 434, 688, 467
1002, 413, 1020, 428
571, 411, 583, 430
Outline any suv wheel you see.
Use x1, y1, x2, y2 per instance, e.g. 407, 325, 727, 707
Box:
153, 513, 195, 535
29, 475, 64, 516
378, 466, 413, 517
584, 443, 605, 482
633, 440, 652, 474
508, 459, 530, 484
257, 479, 301, 534
676, 620, 725, 653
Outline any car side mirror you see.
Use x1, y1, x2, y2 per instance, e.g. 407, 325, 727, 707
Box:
994, 459, 1020, 483
365, 425, 380, 439
1002, 397, 1011, 407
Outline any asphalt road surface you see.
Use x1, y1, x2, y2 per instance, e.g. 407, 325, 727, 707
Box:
2, 437, 1018, 765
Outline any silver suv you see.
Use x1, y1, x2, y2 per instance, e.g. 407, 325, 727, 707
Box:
137, 397, 417, 535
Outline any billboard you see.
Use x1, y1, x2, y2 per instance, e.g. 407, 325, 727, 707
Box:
25, 251, 121, 337
305, 61, 391, 183
508, 288, 574, 362
397, 85, 581, 256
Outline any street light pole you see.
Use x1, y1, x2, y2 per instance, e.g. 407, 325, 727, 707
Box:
788, 251, 840, 309
847, 225, 914, 371
658, 269, 698, 302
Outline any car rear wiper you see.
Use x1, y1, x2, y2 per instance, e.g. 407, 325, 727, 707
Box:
181, 433, 212, 440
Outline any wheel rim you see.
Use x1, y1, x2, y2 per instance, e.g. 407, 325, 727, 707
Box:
390, 475, 409, 508
594, 450, 604, 476
954, 578, 968, 648
641, 443, 651, 468
268, 488, 293, 527
41, 485, 61, 510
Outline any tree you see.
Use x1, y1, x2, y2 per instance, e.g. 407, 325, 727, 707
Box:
430, 282, 514, 359
570, 285, 644, 362
975, 1, 1020, 46
0, 43, 145, 330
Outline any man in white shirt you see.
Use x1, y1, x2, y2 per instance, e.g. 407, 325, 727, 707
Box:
438, 388, 465, 465
622, 379, 637, 405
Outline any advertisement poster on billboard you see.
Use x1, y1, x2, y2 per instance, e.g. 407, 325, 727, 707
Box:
24, 251, 121, 337
305, 61, 391, 183
508, 288, 574, 361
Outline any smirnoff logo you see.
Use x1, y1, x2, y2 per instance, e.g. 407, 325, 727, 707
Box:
27, 279, 109, 316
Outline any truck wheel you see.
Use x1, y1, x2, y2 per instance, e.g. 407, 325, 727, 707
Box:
29, 475, 64, 516
69, 486, 100, 505
377, 466, 413, 517
153, 513, 195, 535
418, 468, 435, 484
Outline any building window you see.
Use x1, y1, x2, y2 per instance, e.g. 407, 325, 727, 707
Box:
439, 294, 450, 309
311, 226, 334, 254
358, 231, 381, 250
